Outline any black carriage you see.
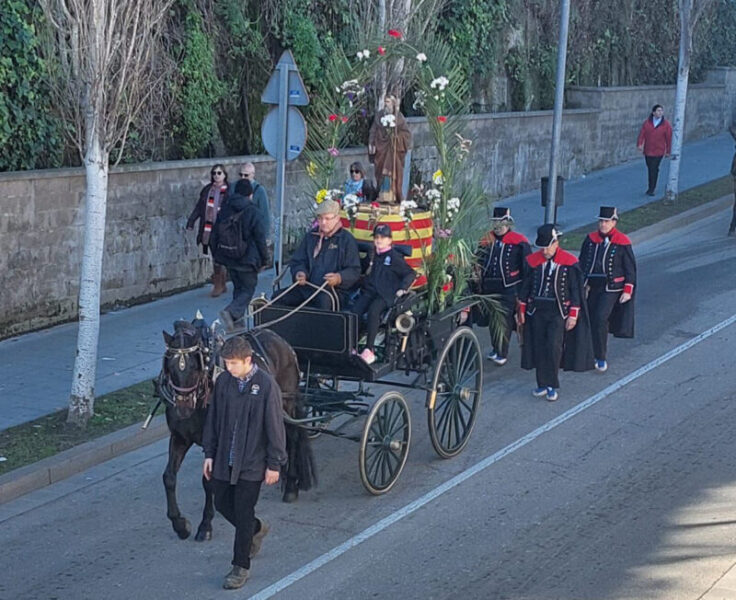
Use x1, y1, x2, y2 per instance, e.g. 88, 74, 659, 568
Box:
252, 286, 483, 495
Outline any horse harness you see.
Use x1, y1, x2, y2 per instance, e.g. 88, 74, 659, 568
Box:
160, 334, 212, 409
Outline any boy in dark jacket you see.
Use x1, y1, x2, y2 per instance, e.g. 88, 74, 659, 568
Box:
353, 223, 416, 364
210, 179, 269, 331
203, 336, 287, 590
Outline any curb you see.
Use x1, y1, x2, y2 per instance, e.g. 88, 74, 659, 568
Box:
0, 415, 168, 505
0, 193, 733, 506
628, 194, 733, 245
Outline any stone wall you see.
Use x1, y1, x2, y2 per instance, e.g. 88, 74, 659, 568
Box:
1, 68, 735, 338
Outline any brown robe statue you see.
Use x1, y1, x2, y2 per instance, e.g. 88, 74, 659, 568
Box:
368, 99, 412, 203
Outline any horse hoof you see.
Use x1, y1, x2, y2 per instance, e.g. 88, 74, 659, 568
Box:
175, 519, 192, 540
282, 489, 299, 503
194, 528, 212, 542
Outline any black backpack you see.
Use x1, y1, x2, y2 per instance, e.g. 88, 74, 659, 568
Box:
215, 210, 247, 259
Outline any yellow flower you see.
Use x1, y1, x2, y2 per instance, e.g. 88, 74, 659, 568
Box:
432, 169, 444, 185
307, 161, 317, 177
315, 189, 328, 204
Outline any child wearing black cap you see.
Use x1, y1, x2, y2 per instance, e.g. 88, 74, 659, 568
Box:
353, 223, 416, 364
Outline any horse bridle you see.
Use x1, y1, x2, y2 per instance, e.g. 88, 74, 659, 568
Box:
161, 341, 211, 408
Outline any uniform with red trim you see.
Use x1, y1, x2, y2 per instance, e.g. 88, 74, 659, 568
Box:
474, 207, 531, 365
578, 206, 636, 372
518, 225, 594, 400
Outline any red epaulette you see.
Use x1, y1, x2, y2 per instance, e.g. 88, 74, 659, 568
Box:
609, 229, 632, 245
526, 251, 546, 268
553, 249, 578, 266
502, 231, 530, 245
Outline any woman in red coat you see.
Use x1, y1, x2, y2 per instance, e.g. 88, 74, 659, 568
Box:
637, 104, 672, 197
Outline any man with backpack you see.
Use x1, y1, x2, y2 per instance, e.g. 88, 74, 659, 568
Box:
211, 178, 268, 331
237, 162, 271, 243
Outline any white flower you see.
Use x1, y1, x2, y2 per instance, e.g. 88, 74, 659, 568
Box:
357, 49, 370, 61
380, 114, 396, 128
430, 76, 449, 91
448, 197, 460, 211
416, 53, 427, 63
426, 189, 441, 201
412, 91, 426, 110
343, 193, 359, 208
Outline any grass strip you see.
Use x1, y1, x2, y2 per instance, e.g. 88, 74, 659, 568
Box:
0, 380, 155, 475
561, 176, 732, 250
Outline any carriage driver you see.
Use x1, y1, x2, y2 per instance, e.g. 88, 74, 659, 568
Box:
275, 199, 361, 310
203, 336, 287, 590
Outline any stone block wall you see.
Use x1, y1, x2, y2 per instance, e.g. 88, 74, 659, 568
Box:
1, 67, 734, 338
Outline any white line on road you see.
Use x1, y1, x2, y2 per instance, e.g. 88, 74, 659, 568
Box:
247, 313, 736, 600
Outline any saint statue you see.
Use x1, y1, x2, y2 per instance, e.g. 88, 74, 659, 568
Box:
368, 94, 412, 203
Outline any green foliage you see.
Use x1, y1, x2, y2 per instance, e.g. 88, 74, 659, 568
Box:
279, 1, 331, 87
0, 0, 62, 171
174, 4, 224, 159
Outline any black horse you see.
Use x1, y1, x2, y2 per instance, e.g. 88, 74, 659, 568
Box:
156, 315, 315, 542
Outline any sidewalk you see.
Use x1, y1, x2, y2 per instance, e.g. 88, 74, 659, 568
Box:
0, 131, 733, 431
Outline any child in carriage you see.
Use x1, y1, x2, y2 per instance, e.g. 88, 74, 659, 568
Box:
353, 223, 416, 364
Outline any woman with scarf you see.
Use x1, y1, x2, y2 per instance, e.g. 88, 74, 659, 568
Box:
187, 164, 229, 297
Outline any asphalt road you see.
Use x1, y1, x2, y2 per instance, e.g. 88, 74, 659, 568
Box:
1, 210, 735, 600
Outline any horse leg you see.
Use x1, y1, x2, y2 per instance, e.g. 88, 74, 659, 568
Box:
194, 473, 215, 541
282, 422, 300, 503
163, 434, 193, 539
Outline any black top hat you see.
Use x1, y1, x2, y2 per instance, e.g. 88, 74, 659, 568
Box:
373, 223, 393, 237
597, 206, 618, 220
535, 224, 562, 247
491, 206, 513, 221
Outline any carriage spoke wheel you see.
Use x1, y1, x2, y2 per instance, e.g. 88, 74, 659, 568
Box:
427, 327, 482, 459
359, 391, 411, 495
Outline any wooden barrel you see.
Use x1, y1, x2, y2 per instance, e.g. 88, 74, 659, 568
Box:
341, 205, 433, 287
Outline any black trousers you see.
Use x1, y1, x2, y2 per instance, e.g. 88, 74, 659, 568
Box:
213, 478, 262, 569
645, 155, 664, 193
587, 284, 620, 361
528, 302, 565, 389
225, 267, 258, 320
274, 284, 343, 311
484, 284, 517, 359
729, 178, 736, 233
352, 292, 389, 351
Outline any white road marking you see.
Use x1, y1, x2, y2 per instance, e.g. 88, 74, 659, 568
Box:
247, 313, 736, 600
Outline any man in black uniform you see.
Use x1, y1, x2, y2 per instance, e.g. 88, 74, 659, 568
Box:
475, 207, 531, 365
518, 224, 593, 402
276, 199, 361, 310
579, 206, 636, 372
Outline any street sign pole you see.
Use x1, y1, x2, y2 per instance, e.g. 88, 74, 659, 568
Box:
273, 63, 289, 276
261, 50, 309, 277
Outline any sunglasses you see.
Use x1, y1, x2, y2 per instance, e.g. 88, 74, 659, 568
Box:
350, 169, 361, 174
211, 170, 223, 175
240, 172, 253, 178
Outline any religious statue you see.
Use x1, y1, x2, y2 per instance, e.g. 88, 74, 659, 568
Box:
368, 94, 412, 203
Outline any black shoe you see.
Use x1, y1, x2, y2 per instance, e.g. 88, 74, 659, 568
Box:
645, 190, 655, 197
223, 566, 249, 589
728, 229, 735, 237
249, 519, 270, 558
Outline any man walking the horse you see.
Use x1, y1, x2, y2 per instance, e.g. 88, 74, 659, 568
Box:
203, 336, 287, 590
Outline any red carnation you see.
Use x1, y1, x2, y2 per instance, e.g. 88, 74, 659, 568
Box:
388, 29, 402, 39
437, 116, 447, 123
378, 46, 386, 56
341, 116, 348, 124
328, 114, 338, 122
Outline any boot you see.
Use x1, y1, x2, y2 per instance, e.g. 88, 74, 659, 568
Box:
210, 265, 227, 297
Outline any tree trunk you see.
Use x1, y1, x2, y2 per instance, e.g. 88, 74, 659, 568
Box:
664, 0, 694, 205
67, 130, 109, 428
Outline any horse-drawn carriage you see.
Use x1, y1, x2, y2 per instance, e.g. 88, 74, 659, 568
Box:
251, 271, 484, 495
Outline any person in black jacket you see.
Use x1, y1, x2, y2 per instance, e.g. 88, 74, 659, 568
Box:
276, 199, 361, 310
210, 179, 268, 332
203, 336, 287, 590
578, 206, 636, 372
353, 224, 415, 364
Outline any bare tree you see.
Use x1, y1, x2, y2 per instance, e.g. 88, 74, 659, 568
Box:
42, 0, 172, 427
664, 0, 715, 204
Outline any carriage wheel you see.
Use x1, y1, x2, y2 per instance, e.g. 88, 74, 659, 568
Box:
359, 391, 411, 495
427, 326, 482, 459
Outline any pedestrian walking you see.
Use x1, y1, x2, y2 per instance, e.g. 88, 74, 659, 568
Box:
237, 162, 272, 243
210, 179, 268, 332
475, 207, 531, 366
579, 207, 636, 372
187, 164, 230, 297
518, 225, 593, 402
202, 336, 287, 590
637, 104, 672, 197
